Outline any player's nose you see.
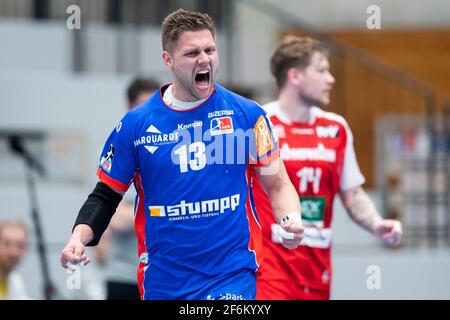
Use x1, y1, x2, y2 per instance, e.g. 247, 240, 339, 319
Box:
198, 51, 210, 65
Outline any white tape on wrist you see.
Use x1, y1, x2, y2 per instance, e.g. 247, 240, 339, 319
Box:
278, 212, 301, 240
281, 212, 302, 225
278, 227, 295, 240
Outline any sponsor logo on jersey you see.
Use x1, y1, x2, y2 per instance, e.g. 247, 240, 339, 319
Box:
316, 125, 340, 138
100, 144, 115, 172
134, 124, 180, 154
280, 143, 336, 162
208, 109, 234, 118
149, 206, 166, 217
300, 196, 326, 228
149, 194, 240, 221
271, 223, 332, 248
206, 293, 246, 300
115, 121, 122, 133
300, 227, 332, 248
177, 120, 203, 131
210, 117, 234, 136
291, 128, 315, 135
255, 115, 276, 157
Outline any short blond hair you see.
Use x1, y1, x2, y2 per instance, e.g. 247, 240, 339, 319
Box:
271, 36, 329, 88
161, 8, 216, 52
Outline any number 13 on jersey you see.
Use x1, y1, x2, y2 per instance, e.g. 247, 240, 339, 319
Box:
173, 142, 207, 173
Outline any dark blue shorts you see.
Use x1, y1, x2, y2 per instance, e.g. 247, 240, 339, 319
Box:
143, 267, 256, 300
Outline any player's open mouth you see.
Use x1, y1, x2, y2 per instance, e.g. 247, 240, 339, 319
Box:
195, 69, 210, 90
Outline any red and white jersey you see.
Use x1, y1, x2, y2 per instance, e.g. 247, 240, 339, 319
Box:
253, 101, 365, 291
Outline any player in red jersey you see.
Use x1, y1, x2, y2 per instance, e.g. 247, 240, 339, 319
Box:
253, 36, 403, 300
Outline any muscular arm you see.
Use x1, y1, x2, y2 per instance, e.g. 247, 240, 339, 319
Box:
340, 186, 403, 246
254, 159, 303, 249
339, 186, 383, 234
254, 159, 301, 223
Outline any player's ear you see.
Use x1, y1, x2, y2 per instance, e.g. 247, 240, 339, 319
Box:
287, 68, 302, 86
162, 51, 172, 67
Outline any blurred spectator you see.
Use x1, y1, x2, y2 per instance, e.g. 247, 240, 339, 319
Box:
0, 219, 30, 300
95, 77, 159, 300
127, 77, 160, 108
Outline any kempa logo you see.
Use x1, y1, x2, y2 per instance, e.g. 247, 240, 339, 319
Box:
316, 125, 339, 138
149, 194, 240, 220
177, 121, 203, 130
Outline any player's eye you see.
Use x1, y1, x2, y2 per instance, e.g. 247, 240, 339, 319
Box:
185, 51, 198, 57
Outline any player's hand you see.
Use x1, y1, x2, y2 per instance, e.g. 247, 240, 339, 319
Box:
60, 237, 91, 270
278, 213, 304, 249
373, 219, 402, 247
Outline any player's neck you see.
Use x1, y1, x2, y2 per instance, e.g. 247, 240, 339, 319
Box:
171, 82, 212, 103
278, 88, 312, 123
164, 84, 208, 111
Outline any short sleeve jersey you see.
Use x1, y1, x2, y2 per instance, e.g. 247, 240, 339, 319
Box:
252, 101, 365, 291
97, 84, 278, 299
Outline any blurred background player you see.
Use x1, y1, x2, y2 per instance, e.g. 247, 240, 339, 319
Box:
95, 77, 159, 300
253, 36, 403, 300
0, 219, 30, 300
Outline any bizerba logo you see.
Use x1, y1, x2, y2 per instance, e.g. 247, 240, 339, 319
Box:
149, 194, 240, 221
208, 110, 234, 118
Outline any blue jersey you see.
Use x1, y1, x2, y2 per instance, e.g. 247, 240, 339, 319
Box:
97, 84, 278, 299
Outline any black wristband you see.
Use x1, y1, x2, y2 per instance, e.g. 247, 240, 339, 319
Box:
73, 182, 124, 246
